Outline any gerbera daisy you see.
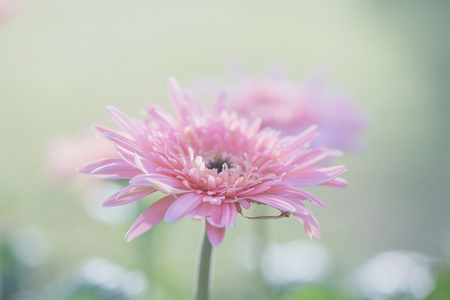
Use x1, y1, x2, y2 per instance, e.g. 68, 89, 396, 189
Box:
79, 78, 346, 247
192, 62, 368, 151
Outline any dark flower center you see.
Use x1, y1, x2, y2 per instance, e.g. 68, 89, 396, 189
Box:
206, 157, 229, 173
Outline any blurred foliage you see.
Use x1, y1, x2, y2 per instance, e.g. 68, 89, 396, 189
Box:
289, 285, 349, 300
426, 265, 450, 300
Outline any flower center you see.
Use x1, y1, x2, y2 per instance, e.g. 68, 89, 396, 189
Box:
206, 157, 229, 173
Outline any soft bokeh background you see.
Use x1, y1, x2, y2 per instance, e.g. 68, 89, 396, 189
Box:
1, 1, 450, 299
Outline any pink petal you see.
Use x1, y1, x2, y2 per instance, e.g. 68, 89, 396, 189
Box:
284, 165, 347, 187
268, 186, 326, 208
106, 106, 148, 144
239, 199, 251, 209
125, 195, 176, 241
280, 198, 310, 215
164, 193, 203, 223
104, 132, 149, 159
320, 177, 347, 189
77, 158, 122, 174
206, 221, 226, 247
90, 160, 142, 179
290, 148, 331, 170
294, 212, 321, 239
130, 174, 187, 194
103, 185, 156, 207
280, 125, 319, 153
247, 194, 296, 212
168, 77, 203, 123
187, 202, 214, 218
206, 203, 237, 228
290, 189, 325, 208
145, 105, 178, 130
168, 77, 186, 122
93, 124, 130, 140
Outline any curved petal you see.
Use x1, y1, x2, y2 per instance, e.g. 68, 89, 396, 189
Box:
206, 220, 226, 247
125, 195, 176, 241
93, 124, 130, 140
164, 193, 203, 223
284, 165, 347, 187
279, 125, 319, 154
130, 174, 187, 194
106, 106, 149, 146
320, 177, 347, 189
103, 185, 156, 207
145, 105, 178, 130
90, 160, 142, 179
168, 77, 203, 123
289, 148, 331, 170
206, 203, 237, 228
294, 212, 321, 239
187, 202, 214, 219
268, 186, 326, 208
246, 194, 296, 212
77, 158, 122, 174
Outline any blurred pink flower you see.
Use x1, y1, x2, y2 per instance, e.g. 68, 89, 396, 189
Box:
79, 78, 347, 247
193, 63, 368, 151
0, 0, 20, 23
45, 132, 118, 185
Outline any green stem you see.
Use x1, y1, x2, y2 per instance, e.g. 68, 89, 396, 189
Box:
194, 226, 215, 300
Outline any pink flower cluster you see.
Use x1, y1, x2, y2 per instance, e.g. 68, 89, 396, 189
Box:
79, 78, 346, 247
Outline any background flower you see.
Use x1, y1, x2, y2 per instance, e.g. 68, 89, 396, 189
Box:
45, 132, 118, 186
193, 63, 368, 151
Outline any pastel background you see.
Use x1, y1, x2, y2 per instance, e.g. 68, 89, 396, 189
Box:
1, 1, 449, 299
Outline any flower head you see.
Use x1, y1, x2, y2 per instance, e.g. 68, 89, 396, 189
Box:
79, 78, 346, 247
193, 63, 368, 151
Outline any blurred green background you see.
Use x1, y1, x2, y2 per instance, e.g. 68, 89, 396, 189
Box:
1, 0, 450, 299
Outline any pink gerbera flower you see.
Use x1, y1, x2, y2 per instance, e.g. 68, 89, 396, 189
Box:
193, 62, 368, 151
79, 78, 347, 247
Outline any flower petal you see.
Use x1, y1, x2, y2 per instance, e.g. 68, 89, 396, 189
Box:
206, 202, 237, 228
268, 186, 326, 208
284, 165, 347, 187
145, 105, 178, 130
187, 202, 214, 218
130, 174, 187, 194
320, 177, 347, 189
247, 194, 296, 212
164, 193, 203, 223
279, 125, 319, 154
103, 185, 156, 207
90, 160, 142, 179
125, 195, 176, 241
106, 106, 148, 145
294, 212, 321, 239
168, 77, 203, 123
206, 221, 226, 247
77, 158, 122, 174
